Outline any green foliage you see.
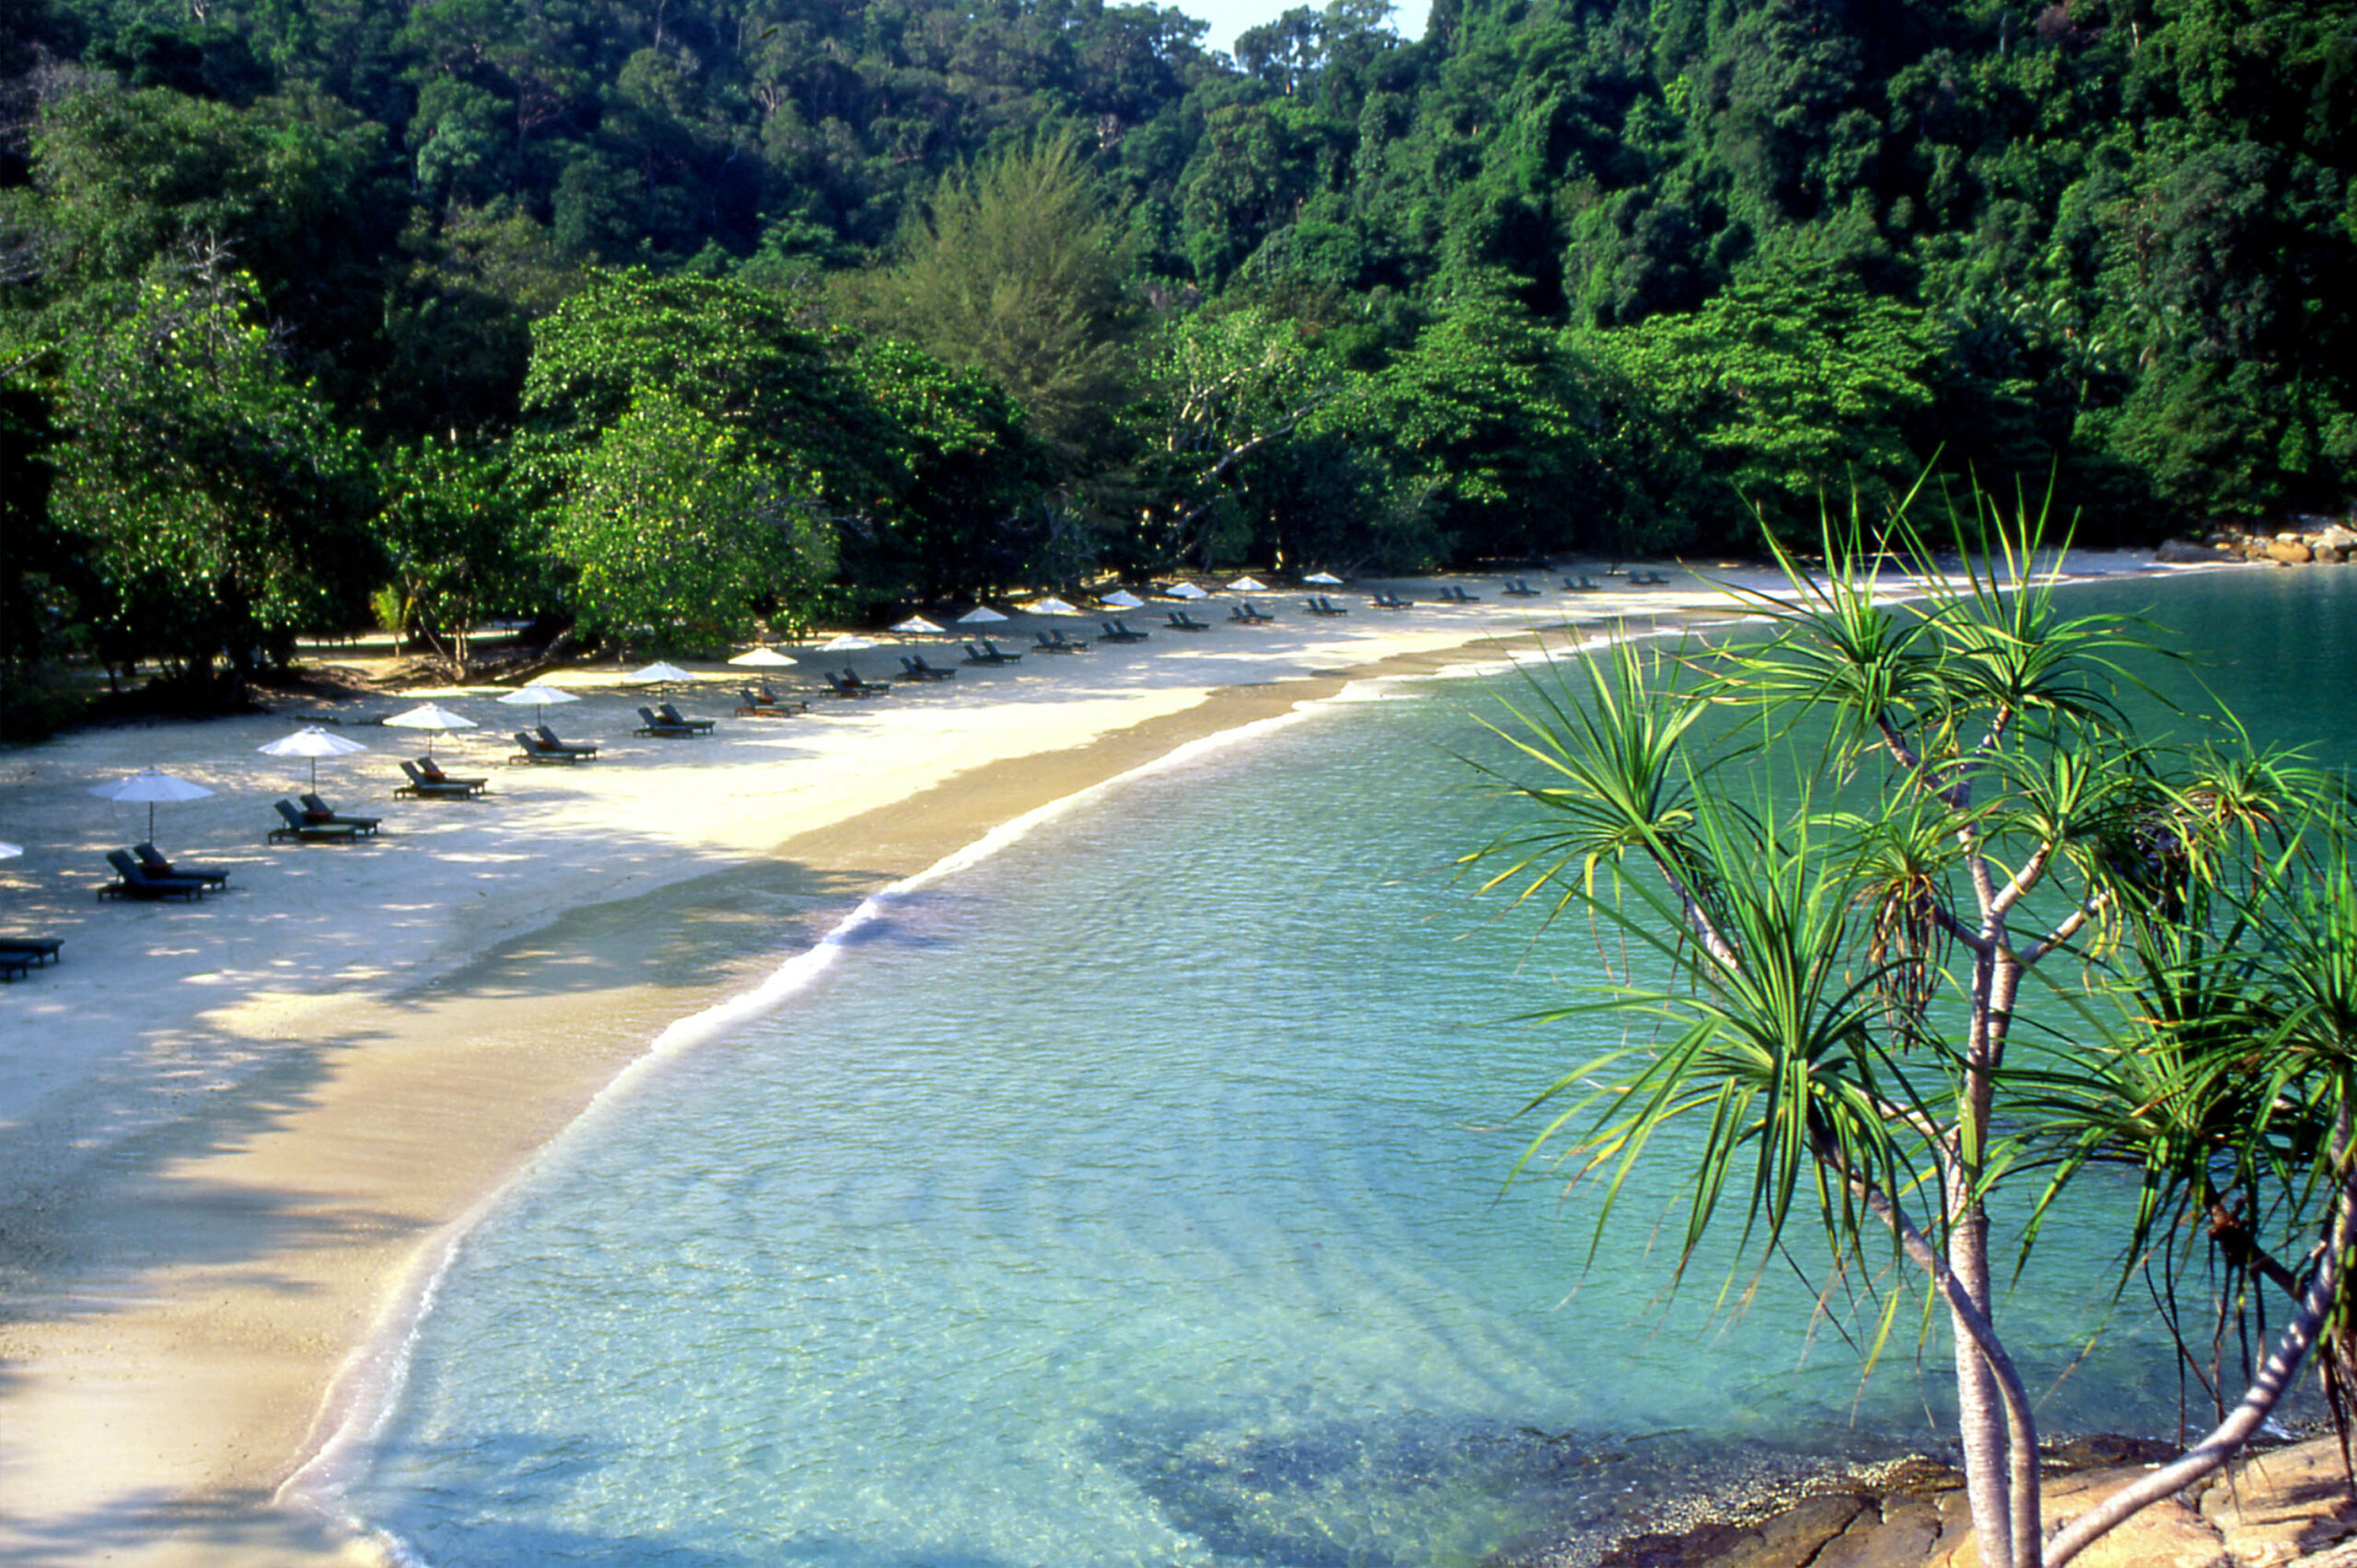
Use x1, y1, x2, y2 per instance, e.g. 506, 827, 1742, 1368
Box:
1583, 254, 1944, 543
839, 132, 1140, 471
50, 261, 379, 691
551, 388, 833, 649
374, 438, 537, 670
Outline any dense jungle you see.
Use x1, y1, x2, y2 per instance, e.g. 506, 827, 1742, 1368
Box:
0, 0, 2351, 721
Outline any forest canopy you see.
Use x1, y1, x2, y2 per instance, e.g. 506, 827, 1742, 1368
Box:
2, 0, 2351, 716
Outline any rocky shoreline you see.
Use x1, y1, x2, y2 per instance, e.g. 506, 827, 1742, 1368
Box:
1547, 1434, 2357, 1568
2159, 521, 2357, 566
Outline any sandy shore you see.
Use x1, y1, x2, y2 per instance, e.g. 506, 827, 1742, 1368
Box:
0, 562, 2179, 1566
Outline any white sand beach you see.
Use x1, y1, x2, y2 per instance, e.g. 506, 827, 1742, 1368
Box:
0, 563, 2177, 1566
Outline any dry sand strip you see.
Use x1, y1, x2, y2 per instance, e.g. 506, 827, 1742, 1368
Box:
0, 563, 2176, 1567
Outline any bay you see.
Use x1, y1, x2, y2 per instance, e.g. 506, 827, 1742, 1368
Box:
331, 567, 2357, 1568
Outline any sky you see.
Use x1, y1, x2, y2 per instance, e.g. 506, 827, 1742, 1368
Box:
1179, 0, 1433, 59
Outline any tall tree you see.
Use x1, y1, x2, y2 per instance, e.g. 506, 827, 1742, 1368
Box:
837, 130, 1139, 471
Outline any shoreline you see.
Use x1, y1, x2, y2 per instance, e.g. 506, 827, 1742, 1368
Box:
0, 559, 2197, 1566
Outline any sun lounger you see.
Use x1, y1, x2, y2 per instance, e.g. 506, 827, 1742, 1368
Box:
101, 848, 213, 899
398, 759, 488, 797
0, 939, 61, 981
537, 724, 602, 755
1097, 621, 1149, 644
963, 641, 1022, 665
1435, 585, 1480, 603
1371, 590, 1412, 610
512, 729, 592, 761
1304, 596, 1348, 616
655, 703, 716, 733
270, 798, 365, 842
735, 687, 806, 716
1033, 631, 1086, 654
633, 707, 698, 737
1166, 610, 1211, 632
1503, 578, 1540, 597
300, 795, 382, 835
1564, 576, 1600, 591
898, 655, 956, 681
1228, 600, 1273, 623
824, 669, 892, 698
134, 842, 232, 887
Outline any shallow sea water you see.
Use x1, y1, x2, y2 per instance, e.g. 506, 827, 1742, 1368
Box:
328, 569, 2357, 1568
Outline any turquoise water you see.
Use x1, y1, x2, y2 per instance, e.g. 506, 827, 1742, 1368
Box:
327, 569, 2357, 1568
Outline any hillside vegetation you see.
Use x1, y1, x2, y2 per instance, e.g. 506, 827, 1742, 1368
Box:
1, 0, 2350, 710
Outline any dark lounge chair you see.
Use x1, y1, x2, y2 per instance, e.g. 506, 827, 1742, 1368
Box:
1033, 631, 1086, 654
1503, 578, 1541, 597
0, 938, 61, 981
1435, 584, 1480, 603
736, 687, 806, 716
1229, 600, 1274, 623
398, 759, 488, 797
824, 669, 892, 698
899, 655, 957, 682
101, 849, 212, 900
1304, 596, 1348, 616
1371, 590, 1412, 610
537, 724, 602, 755
300, 795, 382, 835
134, 842, 232, 887
655, 703, 715, 733
514, 729, 592, 761
963, 640, 1022, 665
1166, 610, 1212, 632
1564, 575, 1600, 592
270, 799, 365, 842
633, 707, 697, 737
1097, 620, 1149, 644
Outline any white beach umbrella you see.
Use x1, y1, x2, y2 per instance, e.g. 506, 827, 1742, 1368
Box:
1028, 596, 1083, 616
626, 661, 697, 685
728, 647, 797, 668
1100, 589, 1146, 610
1304, 571, 1344, 586
0, 841, 21, 859
819, 633, 877, 652
383, 702, 477, 758
890, 615, 946, 635
1165, 582, 1210, 600
258, 726, 370, 790
1226, 575, 1270, 592
957, 607, 1009, 625
496, 682, 582, 726
90, 767, 215, 841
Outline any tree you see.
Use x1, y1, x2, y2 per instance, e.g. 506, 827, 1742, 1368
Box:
374, 438, 537, 675
837, 130, 1138, 471
1469, 498, 2357, 1568
50, 258, 379, 696
549, 388, 833, 649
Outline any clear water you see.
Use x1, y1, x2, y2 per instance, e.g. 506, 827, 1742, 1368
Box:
330, 569, 2357, 1568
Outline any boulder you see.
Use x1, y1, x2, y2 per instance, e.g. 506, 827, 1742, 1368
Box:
2267, 538, 2316, 563
2318, 524, 2357, 552
2157, 540, 2225, 563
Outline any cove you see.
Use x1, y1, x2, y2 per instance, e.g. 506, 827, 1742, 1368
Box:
322, 567, 2357, 1568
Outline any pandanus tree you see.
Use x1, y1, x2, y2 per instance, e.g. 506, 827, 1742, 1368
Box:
1468, 494, 2357, 1568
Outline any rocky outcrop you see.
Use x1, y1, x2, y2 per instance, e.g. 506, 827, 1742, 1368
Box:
1575, 1435, 2357, 1568
2160, 521, 2357, 566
